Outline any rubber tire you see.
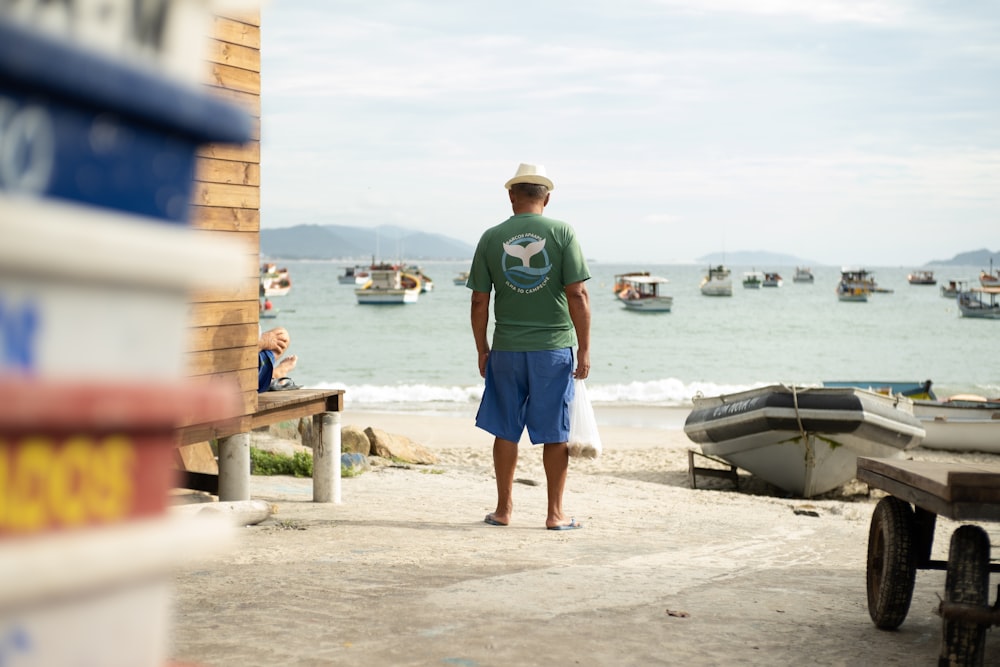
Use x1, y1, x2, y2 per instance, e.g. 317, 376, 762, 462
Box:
867, 496, 917, 629
939, 525, 990, 667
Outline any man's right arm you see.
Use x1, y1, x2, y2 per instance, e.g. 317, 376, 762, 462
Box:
565, 281, 590, 379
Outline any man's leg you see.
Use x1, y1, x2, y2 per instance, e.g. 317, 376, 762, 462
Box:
490, 437, 519, 525
543, 442, 572, 528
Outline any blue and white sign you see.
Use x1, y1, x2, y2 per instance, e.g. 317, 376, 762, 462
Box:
0, 89, 197, 222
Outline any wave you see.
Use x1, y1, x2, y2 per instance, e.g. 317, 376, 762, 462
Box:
311, 377, 1000, 412
311, 378, 770, 410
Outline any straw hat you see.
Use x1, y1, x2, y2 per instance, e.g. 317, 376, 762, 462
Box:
504, 163, 554, 191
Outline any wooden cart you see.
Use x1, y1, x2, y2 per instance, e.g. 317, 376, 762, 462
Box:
857, 457, 1000, 667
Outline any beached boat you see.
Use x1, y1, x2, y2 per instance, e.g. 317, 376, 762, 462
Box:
762, 272, 783, 288
957, 286, 1000, 319
940, 279, 968, 298
907, 270, 936, 285
837, 267, 873, 302
260, 263, 292, 296
700, 265, 732, 296
911, 395, 1000, 454
742, 270, 763, 289
613, 272, 673, 312
453, 271, 469, 286
822, 380, 936, 400
355, 266, 421, 304
684, 385, 925, 498
793, 267, 814, 283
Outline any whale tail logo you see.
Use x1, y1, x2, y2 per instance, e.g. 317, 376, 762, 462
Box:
502, 239, 546, 267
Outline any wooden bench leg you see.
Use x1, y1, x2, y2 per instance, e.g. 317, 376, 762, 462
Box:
313, 411, 342, 503
218, 432, 250, 502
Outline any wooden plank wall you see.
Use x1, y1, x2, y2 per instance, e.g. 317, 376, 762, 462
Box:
183, 8, 262, 445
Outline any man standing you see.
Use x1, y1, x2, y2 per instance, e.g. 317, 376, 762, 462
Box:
467, 163, 591, 531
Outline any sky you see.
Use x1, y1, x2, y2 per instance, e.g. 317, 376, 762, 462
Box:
259, 1, 1000, 266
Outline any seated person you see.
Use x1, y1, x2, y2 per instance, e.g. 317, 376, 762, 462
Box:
258, 326, 298, 392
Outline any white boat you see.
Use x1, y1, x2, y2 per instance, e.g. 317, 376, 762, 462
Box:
940, 279, 968, 298
762, 272, 783, 288
793, 267, 814, 283
700, 265, 732, 296
405, 265, 434, 293
684, 385, 925, 498
355, 266, 421, 304
453, 271, 469, 286
837, 267, 873, 302
742, 270, 763, 289
979, 259, 999, 287
957, 286, 1000, 319
260, 263, 292, 296
339, 265, 370, 286
613, 272, 673, 312
907, 270, 936, 285
912, 396, 1000, 453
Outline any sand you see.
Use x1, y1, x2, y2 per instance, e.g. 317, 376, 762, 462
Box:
168, 407, 1000, 666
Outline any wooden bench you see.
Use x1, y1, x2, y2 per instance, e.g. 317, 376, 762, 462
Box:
177, 388, 345, 503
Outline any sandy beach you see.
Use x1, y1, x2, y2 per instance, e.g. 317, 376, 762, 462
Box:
168, 407, 1000, 666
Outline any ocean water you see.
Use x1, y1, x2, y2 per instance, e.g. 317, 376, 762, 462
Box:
264, 260, 997, 414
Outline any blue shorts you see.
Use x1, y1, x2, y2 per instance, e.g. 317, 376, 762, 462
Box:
475, 349, 575, 445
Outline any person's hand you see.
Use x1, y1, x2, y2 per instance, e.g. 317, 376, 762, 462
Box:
574, 349, 590, 380
478, 350, 490, 378
260, 327, 290, 354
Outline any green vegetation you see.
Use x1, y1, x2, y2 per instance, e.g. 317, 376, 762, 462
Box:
250, 448, 313, 477
249, 447, 368, 478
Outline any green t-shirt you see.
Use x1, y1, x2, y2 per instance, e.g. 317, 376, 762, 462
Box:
468, 213, 590, 351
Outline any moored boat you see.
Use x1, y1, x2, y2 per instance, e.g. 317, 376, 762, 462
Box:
260, 263, 292, 296
793, 267, 814, 283
613, 272, 673, 312
957, 286, 1000, 319
405, 265, 434, 293
339, 265, 370, 286
979, 259, 999, 287
837, 267, 873, 302
684, 385, 925, 498
940, 279, 968, 298
355, 265, 421, 304
742, 270, 763, 289
453, 271, 470, 286
907, 270, 936, 285
762, 272, 783, 288
700, 264, 732, 296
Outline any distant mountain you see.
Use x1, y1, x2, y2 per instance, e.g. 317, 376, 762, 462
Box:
697, 251, 816, 266
926, 248, 999, 267
261, 224, 475, 260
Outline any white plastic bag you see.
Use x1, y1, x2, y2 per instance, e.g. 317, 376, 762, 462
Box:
568, 379, 602, 459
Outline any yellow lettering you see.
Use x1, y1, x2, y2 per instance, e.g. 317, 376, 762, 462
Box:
8, 438, 50, 532
48, 436, 89, 527
87, 435, 134, 521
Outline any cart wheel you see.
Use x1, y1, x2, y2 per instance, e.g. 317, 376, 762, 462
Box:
866, 496, 917, 629
939, 525, 990, 667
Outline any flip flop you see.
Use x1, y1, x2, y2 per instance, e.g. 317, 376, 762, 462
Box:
547, 518, 582, 531
484, 513, 508, 526
269, 377, 302, 391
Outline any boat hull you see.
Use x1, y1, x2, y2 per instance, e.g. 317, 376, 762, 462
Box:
355, 289, 419, 304
913, 400, 1000, 453
619, 296, 673, 312
684, 386, 925, 497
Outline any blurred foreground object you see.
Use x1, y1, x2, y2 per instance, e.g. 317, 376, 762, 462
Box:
0, 1, 257, 665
